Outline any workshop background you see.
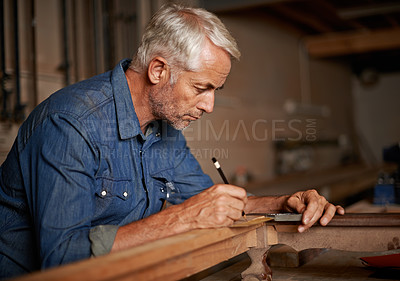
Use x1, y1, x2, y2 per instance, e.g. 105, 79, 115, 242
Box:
1, 0, 400, 208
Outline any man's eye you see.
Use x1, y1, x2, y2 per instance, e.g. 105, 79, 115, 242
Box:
195, 87, 207, 93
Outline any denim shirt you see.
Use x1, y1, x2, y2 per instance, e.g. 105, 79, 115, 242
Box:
0, 59, 213, 278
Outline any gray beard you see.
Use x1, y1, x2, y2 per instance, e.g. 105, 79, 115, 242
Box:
148, 84, 190, 131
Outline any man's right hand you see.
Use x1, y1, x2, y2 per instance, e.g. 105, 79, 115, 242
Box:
178, 184, 248, 228
111, 184, 247, 252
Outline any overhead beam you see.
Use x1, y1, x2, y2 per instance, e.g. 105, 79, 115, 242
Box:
338, 3, 400, 20
304, 28, 400, 58
201, 0, 299, 13
271, 4, 334, 33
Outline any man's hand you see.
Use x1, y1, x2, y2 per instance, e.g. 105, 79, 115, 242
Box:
283, 189, 345, 232
179, 184, 247, 228
112, 184, 247, 252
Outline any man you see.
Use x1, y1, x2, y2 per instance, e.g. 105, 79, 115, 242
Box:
0, 4, 344, 278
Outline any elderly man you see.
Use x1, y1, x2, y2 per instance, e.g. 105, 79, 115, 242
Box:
0, 4, 344, 278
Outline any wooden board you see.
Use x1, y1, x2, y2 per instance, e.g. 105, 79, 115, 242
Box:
13, 225, 260, 281
266, 214, 400, 252
230, 215, 273, 227
11, 213, 400, 281
305, 28, 400, 58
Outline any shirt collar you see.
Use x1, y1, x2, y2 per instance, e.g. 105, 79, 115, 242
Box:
111, 59, 143, 140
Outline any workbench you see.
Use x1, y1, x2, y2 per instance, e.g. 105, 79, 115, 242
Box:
246, 164, 397, 206
195, 249, 400, 281
12, 213, 400, 281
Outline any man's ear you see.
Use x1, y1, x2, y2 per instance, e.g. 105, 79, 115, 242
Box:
147, 57, 169, 85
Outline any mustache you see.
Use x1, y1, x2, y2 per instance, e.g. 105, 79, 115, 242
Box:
184, 111, 203, 119
191, 112, 203, 119
194, 110, 204, 118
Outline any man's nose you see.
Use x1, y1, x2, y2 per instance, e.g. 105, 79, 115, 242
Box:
197, 91, 215, 113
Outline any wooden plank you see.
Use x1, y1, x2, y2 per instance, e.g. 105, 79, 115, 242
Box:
273, 225, 400, 252
326, 213, 400, 227
304, 28, 400, 58
265, 213, 400, 227
12, 225, 260, 281
266, 213, 400, 252
116, 230, 258, 281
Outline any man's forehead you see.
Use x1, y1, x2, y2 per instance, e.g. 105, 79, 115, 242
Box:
188, 63, 230, 87
190, 75, 227, 88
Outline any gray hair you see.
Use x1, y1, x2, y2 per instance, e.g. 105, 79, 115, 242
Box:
130, 4, 240, 80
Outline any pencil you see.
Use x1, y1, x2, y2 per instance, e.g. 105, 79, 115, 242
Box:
211, 157, 247, 219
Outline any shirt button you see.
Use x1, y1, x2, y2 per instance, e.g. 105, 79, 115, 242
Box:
156, 132, 160, 137
101, 190, 107, 196
160, 187, 165, 193
123, 191, 128, 197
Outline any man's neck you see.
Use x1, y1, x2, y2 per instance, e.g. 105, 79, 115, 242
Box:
125, 68, 156, 134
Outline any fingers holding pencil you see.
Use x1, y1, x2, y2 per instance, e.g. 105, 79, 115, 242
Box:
212, 157, 248, 220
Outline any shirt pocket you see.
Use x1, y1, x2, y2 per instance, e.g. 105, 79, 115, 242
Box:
150, 169, 176, 201
95, 178, 131, 200
94, 177, 134, 223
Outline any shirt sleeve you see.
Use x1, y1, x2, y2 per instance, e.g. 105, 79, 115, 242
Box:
169, 131, 214, 204
89, 225, 119, 257
19, 113, 99, 268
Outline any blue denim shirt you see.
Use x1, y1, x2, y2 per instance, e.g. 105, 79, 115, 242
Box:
0, 59, 213, 278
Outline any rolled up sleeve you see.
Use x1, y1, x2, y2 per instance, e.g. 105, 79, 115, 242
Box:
89, 225, 118, 257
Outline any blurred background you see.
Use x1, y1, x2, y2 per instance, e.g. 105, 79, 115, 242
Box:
1, 0, 400, 209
